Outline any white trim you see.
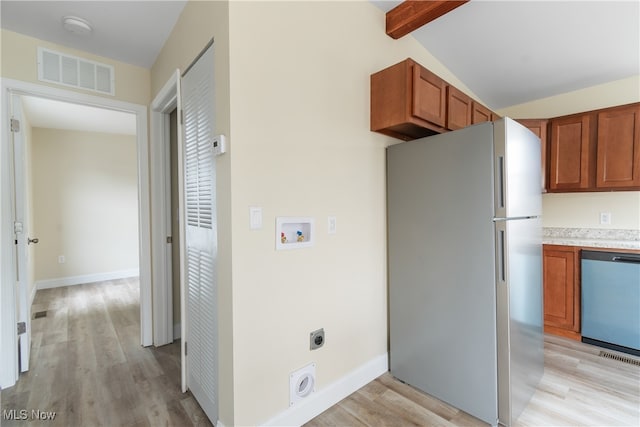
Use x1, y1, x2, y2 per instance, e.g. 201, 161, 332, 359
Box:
173, 322, 181, 339
261, 353, 389, 427
0, 78, 152, 389
35, 269, 140, 290
1, 83, 18, 387
29, 284, 37, 308
150, 70, 180, 347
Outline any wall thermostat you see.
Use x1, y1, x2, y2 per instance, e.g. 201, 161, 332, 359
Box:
212, 134, 226, 156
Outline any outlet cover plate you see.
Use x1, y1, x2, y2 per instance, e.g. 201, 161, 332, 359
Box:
310, 328, 325, 350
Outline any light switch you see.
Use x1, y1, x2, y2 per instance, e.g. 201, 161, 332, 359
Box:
250, 207, 263, 230
328, 216, 337, 234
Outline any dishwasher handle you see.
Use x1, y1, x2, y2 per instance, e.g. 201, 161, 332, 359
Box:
612, 256, 640, 264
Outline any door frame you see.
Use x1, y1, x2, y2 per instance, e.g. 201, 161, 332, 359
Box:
150, 70, 183, 347
0, 78, 153, 389
150, 70, 187, 392
10, 93, 32, 373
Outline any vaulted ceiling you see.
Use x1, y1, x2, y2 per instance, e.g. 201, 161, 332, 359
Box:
2, 1, 638, 112
374, 1, 640, 110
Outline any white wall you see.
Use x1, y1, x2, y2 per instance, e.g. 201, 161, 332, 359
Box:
31, 128, 139, 283
499, 76, 640, 230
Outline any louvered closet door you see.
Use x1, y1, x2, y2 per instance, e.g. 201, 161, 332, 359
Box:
182, 43, 218, 424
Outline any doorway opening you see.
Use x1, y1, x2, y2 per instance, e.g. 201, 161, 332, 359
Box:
19, 94, 141, 373
0, 79, 152, 389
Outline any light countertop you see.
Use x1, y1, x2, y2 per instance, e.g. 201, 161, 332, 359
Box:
542, 228, 640, 250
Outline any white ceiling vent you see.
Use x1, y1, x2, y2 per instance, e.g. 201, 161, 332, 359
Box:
37, 47, 115, 96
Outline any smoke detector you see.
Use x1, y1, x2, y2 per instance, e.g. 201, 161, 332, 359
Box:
62, 16, 92, 36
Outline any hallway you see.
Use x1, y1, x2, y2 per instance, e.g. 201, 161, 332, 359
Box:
1, 278, 211, 426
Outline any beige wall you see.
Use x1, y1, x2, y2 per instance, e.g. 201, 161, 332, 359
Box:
542, 192, 640, 229
31, 128, 139, 281
1, 29, 150, 106
226, 1, 477, 425
499, 75, 640, 230
498, 75, 640, 119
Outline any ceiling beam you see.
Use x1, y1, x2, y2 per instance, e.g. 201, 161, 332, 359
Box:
386, 0, 469, 39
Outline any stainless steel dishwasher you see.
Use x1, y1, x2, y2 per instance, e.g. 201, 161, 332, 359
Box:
581, 250, 640, 356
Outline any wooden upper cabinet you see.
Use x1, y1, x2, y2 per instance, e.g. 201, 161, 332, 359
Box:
549, 114, 594, 191
472, 102, 492, 124
371, 58, 501, 140
412, 64, 447, 128
371, 58, 447, 140
517, 119, 549, 192
596, 103, 640, 189
446, 86, 472, 130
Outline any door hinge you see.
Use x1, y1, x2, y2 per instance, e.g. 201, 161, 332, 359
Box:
167, 236, 173, 244
180, 109, 184, 125
185, 341, 187, 356
17, 322, 26, 335
10, 118, 20, 133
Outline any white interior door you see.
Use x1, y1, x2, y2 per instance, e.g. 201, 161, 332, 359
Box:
10, 93, 33, 373
181, 43, 218, 423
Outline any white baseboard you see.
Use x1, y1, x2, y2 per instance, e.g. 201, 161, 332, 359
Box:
261, 352, 389, 427
35, 268, 139, 290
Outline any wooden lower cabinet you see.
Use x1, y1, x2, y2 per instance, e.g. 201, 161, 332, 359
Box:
543, 244, 581, 340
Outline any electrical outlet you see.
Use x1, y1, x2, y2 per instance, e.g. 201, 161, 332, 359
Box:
58, 255, 65, 264
599, 212, 612, 225
310, 328, 325, 350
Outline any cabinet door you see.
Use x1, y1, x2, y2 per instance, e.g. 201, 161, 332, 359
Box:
596, 103, 640, 189
549, 114, 592, 190
412, 64, 446, 127
517, 119, 549, 192
472, 102, 492, 124
446, 86, 471, 130
543, 245, 579, 334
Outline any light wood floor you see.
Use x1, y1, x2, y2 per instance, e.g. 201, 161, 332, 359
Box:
306, 335, 640, 426
1, 278, 212, 427
3, 280, 639, 426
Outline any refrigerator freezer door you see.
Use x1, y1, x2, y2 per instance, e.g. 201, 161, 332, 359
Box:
388, 123, 498, 425
495, 217, 544, 426
494, 118, 543, 219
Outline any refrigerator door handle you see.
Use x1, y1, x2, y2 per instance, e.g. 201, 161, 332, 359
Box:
498, 156, 505, 210
498, 229, 506, 282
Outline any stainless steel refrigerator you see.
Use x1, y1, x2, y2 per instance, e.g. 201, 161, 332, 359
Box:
387, 118, 544, 427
